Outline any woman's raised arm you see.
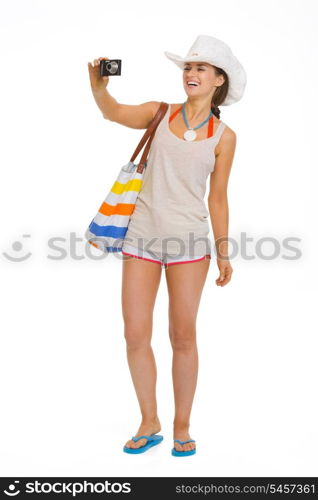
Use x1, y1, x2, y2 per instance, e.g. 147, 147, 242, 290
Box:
88, 57, 161, 129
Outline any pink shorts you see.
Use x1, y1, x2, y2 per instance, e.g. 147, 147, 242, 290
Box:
121, 243, 211, 269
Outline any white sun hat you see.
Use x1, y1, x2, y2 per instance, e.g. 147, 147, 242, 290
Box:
164, 34, 247, 106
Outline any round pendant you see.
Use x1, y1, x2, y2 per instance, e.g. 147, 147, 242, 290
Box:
183, 129, 197, 141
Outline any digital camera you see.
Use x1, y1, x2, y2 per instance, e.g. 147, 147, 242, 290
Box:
100, 59, 122, 76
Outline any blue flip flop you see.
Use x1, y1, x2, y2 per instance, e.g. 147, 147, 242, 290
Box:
123, 433, 164, 454
171, 439, 196, 457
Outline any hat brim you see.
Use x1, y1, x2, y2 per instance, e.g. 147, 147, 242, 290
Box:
164, 51, 210, 69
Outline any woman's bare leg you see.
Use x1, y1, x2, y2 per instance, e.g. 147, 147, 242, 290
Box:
121, 254, 163, 449
165, 258, 210, 453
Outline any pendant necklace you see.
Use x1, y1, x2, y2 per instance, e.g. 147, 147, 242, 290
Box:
182, 102, 213, 141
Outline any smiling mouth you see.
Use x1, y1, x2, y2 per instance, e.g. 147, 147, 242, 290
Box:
187, 81, 200, 88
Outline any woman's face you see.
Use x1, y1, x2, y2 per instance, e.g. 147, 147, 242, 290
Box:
183, 61, 224, 98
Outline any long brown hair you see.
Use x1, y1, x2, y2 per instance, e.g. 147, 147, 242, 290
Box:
210, 65, 229, 119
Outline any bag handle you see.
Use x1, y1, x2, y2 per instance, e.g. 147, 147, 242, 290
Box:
136, 104, 167, 173
129, 102, 168, 174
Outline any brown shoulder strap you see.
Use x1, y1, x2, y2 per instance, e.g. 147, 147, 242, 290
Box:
129, 102, 168, 174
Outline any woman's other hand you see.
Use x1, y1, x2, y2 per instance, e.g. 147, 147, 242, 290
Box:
215, 258, 233, 286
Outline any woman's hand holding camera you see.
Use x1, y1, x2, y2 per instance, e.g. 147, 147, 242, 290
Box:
88, 57, 110, 92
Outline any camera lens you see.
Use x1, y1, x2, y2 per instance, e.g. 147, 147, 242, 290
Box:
106, 61, 118, 74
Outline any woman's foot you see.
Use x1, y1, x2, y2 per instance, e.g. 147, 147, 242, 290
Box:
124, 417, 161, 450
173, 423, 196, 453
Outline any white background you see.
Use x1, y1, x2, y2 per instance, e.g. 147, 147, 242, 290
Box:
0, 0, 317, 477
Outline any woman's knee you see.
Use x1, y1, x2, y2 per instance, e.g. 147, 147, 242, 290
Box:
123, 318, 152, 350
169, 324, 196, 351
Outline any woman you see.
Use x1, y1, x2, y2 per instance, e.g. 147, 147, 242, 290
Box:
88, 35, 247, 456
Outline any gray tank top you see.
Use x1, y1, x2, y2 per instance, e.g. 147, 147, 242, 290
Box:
124, 103, 227, 256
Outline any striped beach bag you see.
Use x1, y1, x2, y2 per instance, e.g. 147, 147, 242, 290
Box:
85, 101, 168, 253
